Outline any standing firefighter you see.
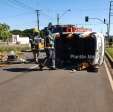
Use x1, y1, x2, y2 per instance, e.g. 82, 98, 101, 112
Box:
30, 29, 41, 63
39, 28, 56, 70
33, 32, 41, 63
29, 37, 35, 61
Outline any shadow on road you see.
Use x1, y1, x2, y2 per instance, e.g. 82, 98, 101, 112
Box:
3, 67, 51, 73
3, 68, 34, 73
3, 61, 98, 73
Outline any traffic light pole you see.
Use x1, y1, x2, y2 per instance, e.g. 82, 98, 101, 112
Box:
89, 18, 105, 24
91, 18, 109, 38
85, 16, 108, 37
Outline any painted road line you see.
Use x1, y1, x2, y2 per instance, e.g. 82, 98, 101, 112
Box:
104, 61, 113, 91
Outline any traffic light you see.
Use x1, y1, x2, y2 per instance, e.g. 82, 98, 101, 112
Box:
85, 16, 89, 22
104, 18, 106, 24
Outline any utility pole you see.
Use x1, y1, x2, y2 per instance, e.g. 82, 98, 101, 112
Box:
108, 1, 113, 42
36, 10, 40, 30
57, 9, 71, 25
57, 14, 60, 25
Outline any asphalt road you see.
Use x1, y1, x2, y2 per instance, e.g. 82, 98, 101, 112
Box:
0, 51, 113, 112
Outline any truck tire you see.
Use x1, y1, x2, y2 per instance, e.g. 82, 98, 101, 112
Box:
87, 66, 99, 73
92, 67, 98, 72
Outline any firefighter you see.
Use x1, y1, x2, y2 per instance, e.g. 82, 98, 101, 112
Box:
29, 37, 35, 61
31, 29, 41, 63
33, 32, 41, 63
39, 29, 56, 70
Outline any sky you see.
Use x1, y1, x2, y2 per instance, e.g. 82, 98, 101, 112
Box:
0, 0, 112, 34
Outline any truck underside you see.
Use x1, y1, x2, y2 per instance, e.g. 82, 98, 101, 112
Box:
55, 33, 97, 71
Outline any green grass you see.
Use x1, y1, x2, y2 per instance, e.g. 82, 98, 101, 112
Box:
0, 44, 30, 53
106, 48, 113, 59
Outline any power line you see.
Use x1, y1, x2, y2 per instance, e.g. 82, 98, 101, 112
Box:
7, 0, 35, 11
14, 0, 35, 10
6, 0, 53, 29
11, 20, 36, 26
2, 0, 25, 10
0, 11, 35, 20
41, 11, 54, 20
6, 0, 41, 29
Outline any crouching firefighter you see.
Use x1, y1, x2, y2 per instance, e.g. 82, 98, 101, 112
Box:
39, 30, 56, 70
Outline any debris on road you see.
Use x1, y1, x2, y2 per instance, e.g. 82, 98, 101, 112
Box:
7, 51, 17, 62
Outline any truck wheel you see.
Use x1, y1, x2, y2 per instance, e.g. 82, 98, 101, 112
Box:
92, 68, 98, 72
87, 66, 99, 73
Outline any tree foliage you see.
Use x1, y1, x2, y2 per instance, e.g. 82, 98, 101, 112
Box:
22, 28, 34, 38
11, 28, 34, 38
0, 23, 11, 41
10, 30, 22, 36
11, 28, 46, 39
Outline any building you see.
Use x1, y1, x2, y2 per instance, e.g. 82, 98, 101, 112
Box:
12, 35, 29, 44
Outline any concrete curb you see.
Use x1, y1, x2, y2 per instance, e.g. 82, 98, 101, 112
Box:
104, 61, 113, 91
105, 51, 113, 68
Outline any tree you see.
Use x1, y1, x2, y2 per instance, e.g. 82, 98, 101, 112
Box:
10, 30, 22, 36
0, 23, 11, 41
10, 28, 34, 38
22, 28, 34, 38
10, 28, 45, 39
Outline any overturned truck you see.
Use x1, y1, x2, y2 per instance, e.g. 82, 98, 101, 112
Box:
55, 32, 104, 71
42, 25, 104, 72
